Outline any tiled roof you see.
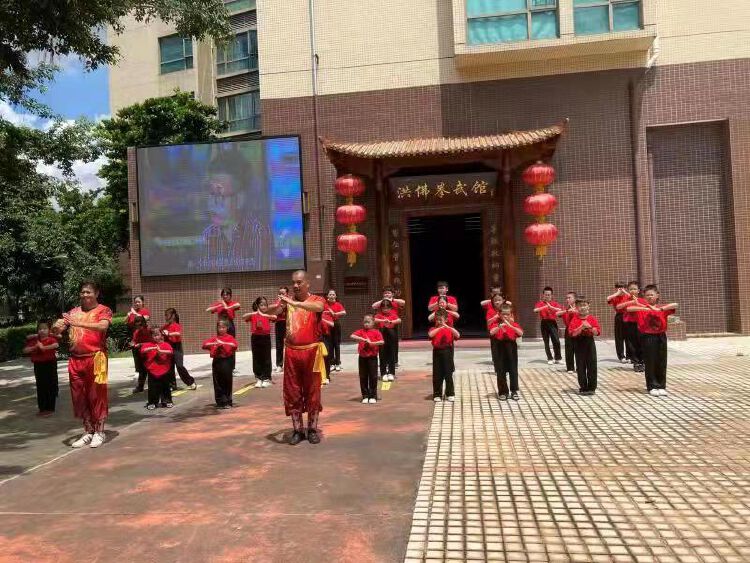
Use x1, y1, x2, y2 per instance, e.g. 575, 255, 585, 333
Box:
321, 121, 566, 159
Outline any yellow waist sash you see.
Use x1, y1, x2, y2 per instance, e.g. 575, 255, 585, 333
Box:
93, 351, 108, 384
286, 342, 328, 383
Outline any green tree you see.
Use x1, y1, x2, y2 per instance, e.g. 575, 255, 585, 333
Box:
96, 91, 225, 249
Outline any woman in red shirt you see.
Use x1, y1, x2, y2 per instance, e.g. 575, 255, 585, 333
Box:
326, 290, 346, 372
374, 300, 401, 381
320, 304, 335, 384
140, 328, 174, 409
429, 309, 460, 402
243, 297, 277, 388
351, 315, 384, 403
162, 308, 196, 391
23, 321, 60, 415
126, 295, 150, 377
129, 316, 151, 393
202, 320, 239, 409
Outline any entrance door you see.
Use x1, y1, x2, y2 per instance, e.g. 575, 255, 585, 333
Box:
407, 213, 485, 337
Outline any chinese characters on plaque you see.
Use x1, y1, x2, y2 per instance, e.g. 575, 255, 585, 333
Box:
389, 172, 498, 207
389, 224, 405, 309
487, 222, 503, 286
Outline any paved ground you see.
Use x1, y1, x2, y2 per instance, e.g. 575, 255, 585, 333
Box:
0, 337, 749, 562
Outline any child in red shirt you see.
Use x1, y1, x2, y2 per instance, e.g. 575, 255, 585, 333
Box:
627, 284, 678, 397
129, 316, 151, 393
206, 287, 241, 373
140, 328, 174, 409
273, 286, 289, 373
326, 290, 347, 372
533, 286, 562, 364
485, 288, 512, 382
372, 286, 406, 368
22, 321, 60, 415
351, 315, 385, 403
429, 309, 460, 402
568, 297, 601, 395
606, 282, 630, 363
202, 320, 239, 409
427, 281, 459, 314
126, 295, 151, 378
556, 291, 578, 374
161, 308, 196, 391
616, 281, 647, 372
489, 301, 523, 401
243, 297, 277, 388
320, 302, 336, 384
428, 295, 460, 327
374, 300, 401, 381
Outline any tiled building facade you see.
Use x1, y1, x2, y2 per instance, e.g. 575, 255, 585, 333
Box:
114, 0, 750, 351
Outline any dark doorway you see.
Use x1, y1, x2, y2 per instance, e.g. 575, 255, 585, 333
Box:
408, 213, 485, 338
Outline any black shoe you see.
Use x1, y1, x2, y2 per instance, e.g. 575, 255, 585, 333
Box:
510, 392, 519, 401
307, 429, 321, 444
289, 431, 305, 445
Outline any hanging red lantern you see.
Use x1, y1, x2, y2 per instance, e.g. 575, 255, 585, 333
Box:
523, 192, 558, 218
522, 161, 555, 192
524, 222, 558, 259
335, 174, 366, 199
337, 232, 368, 267
335, 204, 367, 226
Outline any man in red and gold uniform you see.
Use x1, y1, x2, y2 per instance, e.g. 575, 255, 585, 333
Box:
54, 281, 112, 449
269, 270, 326, 445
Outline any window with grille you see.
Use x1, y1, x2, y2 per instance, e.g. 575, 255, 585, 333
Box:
217, 30, 258, 76
224, 0, 256, 13
159, 35, 193, 74
574, 0, 641, 35
466, 0, 558, 45
218, 91, 261, 132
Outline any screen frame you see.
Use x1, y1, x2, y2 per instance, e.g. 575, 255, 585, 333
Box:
135, 134, 307, 278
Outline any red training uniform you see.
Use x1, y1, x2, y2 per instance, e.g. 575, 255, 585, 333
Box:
274, 299, 287, 322
607, 293, 630, 313
490, 320, 522, 341
210, 300, 240, 320
560, 308, 577, 329
635, 307, 673, 334
27, 336, 58, 363
161, 322, 182, 345
352, 328, 382, 357
535, 300, 562, 321
429, 295, 458, 311
246, 312, 272, 335
568, 314, 602, 337
126, 307, 151, 326
140, 342, 173, 378
374, 310, 400, 330
622, 297, 647, 323
202, 335, 238, 358
430, 326, 456, 349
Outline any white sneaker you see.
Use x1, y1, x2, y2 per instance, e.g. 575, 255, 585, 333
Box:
446, 396, 455, 402
323, 379, 329, 386
361, 398, 369, 404
567, 370, 575, 374
188, 383, 197, 390
658, 389, 668, 396
263, 380, 272, 387
433, 396, 442, 402
368, 398, 377, 404
547, 360, 554, 365
255, 380, 264, 388
89, 432, 105, 448
71, 433, 93, 448
384, 374, 391, 381
620, 358, 628, 364
649, 389, 660, 397
554, 360, 561, 364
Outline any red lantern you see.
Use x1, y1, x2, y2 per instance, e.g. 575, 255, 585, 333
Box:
337, 232, 368, 267
335, 174, 366, 199
523, 192, 557, 218
524, 222, 558, 259
522, 161, 555, 192
335, 204, 366, 226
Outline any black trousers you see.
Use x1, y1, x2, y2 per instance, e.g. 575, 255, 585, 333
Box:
274, 320, 286, 367
379, 327, 397, 376
641, 332, 668, 390
574, 335, 597, 392
496, 340, 519, 395
212, 356, 234, 406
169, 342, 195, 387
540, 319, 561, 361
624, 321, 642, 364
614, 313, 627, 360
133, 348, 148, 390
147, 373, 172, 406
359, 356, 379, 399
34, 361, 58, 412
564, 330, 576, 371
331, 322, 342, 366
432, 347, 455, 398
227, 320, 237, 372
490, 338, 501, 375
251, 334, 272, 380
321, 334, 333, 380
394, 325, 400, 364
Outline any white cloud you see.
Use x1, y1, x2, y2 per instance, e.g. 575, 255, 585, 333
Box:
0, 100, 44, 127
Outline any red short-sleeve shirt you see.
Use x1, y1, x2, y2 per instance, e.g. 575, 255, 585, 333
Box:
429, 295, 458, 311
490, 321, 522, 341
202, 335, 238, 358
561, 308, 577, 328
133, 327, 152, 346
161, 322, 182, 344
246, 312, 272, 336
352, 328, 382, 357
535, 301, 561, 321
126, 307, 151, 326
27, 336, 58, 363
622, 297, 647, 323
67, 304, 113, 356
607, 293, 630, 313
430, 326, 456, 349
286, 295, 326, 346
328, 301, 345, 318
568, 314, 601, 338
211, 300, 240, 320
375, 309, 400, 329
636, 307, 673, 334
141, 342, 173, 377
273, 299, 287, 321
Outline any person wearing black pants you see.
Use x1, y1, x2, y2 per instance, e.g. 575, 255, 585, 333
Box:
616, 282, 646, 371
556, 292, 578, 374
429, 310, 460, 402
372, 287, 406, 369
627, 285, 678, 397
170, 341, 196, 387
325, 290, 346, 371
273, 286, 289, 372
534, 287, 562, 364
607, 283, 630, 362
129, 317, 151, 393
351, 316, 383, 403
489, 301, 523, 401
202, 321, 238, 408
321, 308, 335, 383
23, 323, 60, 415
140, 329, 175, 409
374, 300, 401, 381
162, 309, 196, 390
251, 333, 272, 380
568, 299, 601, 395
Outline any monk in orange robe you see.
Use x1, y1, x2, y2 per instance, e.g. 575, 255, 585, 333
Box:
269, 270, 326, 445
54, 281, 112, 449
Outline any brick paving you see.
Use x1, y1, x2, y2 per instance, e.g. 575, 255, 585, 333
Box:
404, 358, 750, 563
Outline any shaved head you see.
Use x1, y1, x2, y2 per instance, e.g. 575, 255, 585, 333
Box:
292, 270, 310, 300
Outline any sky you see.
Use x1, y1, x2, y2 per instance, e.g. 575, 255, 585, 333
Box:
0, 57, 110, 191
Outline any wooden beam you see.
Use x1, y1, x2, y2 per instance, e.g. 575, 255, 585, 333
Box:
375, 161, 390, 289
500, 152, 519, 309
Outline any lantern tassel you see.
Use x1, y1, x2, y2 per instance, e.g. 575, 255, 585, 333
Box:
347, 251, 356, 267
535, 245, 548, 259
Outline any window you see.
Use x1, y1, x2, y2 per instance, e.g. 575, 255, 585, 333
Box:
467, 0, 558, 45
224, 0, 256, 13
217, 31, 258, 76
218, 91, 261, 132
159, 35, 193, 74
574, 0, 641, 35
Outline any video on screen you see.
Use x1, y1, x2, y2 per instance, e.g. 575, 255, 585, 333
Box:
137, 137, 305, 276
